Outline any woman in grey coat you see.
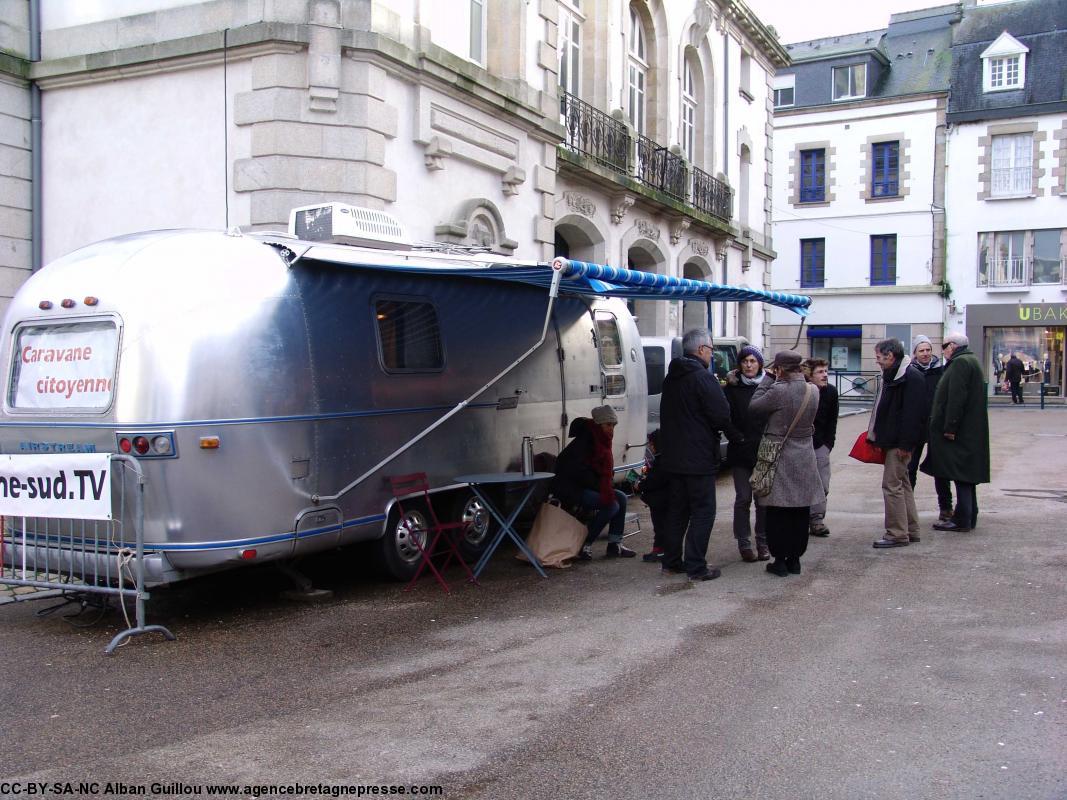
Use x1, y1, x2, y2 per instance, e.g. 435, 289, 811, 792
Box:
749, 351, 825, 576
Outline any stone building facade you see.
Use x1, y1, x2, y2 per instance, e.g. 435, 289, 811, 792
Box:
0, 0, 786, 343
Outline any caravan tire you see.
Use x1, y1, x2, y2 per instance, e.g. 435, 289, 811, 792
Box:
452, 490, 498, 562
378, 505, 430, 581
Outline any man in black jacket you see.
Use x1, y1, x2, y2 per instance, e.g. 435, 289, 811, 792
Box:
659, 328, 733, 580
803, 358, 838, 537
1005, 352, 1025, 404
870, 338, 926, 549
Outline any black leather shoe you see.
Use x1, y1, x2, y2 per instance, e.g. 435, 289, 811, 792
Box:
606, 543, 636, 558
577, 545, 593, 561
786, 557, 801, 575
932, 521, 971, 532
688, 567, 721, 581
809, 524, 830, 537
873, 537, 909, 548
766, 560, 789, 577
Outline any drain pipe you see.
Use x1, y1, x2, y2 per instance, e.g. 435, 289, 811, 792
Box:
29, 0, 42, 271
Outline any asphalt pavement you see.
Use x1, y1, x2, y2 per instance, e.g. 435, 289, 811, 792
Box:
0, 407, 1064, 800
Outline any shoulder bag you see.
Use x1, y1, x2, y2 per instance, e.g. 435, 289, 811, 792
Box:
750, 383, 815, 498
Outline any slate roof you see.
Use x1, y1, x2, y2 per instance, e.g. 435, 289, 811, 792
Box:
947, 0, 1067, 122
780, 4, 957, 107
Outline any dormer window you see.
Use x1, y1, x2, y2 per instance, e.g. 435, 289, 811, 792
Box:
981, 31, 1027, 93
832, 64, 866, 101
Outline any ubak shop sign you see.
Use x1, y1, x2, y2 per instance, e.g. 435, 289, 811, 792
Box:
0, 454, 112, 520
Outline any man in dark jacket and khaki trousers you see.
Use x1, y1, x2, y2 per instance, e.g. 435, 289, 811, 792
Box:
870, 338, 926, 548
659, 328, 733, 581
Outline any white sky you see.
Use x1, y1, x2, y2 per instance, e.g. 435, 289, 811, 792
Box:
743, 0, 955, 44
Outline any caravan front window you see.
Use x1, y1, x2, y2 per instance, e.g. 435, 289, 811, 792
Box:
595, 313, 623, 367
9, 320, 119, 412
374, 299, 444, 372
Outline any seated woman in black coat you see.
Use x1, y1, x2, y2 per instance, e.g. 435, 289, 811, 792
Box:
549, 405, 635, 560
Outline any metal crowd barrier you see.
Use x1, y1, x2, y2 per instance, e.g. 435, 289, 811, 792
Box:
0, 454, 175, 654
831, 370, 882, 403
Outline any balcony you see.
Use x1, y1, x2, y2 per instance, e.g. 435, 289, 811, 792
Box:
559, 90, 732, 223
980, 257, 1067, 289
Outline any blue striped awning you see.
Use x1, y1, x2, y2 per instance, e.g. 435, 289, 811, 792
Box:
289, 246, 813, 317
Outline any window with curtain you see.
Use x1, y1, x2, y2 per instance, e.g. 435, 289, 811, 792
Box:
627, 6, 648, 136
871, 141, 899, 197
832, 64, 866, 100
801, 239, 825, 288
991, 133, 1032, 196
870, 235, 897, 286
799, 149, 825, 202
375, 299, 444, 371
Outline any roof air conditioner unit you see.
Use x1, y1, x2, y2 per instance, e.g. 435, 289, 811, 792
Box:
288, 203, 410, 250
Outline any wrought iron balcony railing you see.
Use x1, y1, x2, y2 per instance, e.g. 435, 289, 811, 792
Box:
559, 90, 732, 223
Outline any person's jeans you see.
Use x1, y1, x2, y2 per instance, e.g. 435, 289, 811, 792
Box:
809, 445, 831, 524
663, 472, 718, 576
908, 441, 954, 513
882, 448, 918, 542
953, 482, 979, 529
579, 488, 627, 545
731, 466, 767, 550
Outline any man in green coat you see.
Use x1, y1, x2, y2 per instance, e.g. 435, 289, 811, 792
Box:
921, 332, 990, 532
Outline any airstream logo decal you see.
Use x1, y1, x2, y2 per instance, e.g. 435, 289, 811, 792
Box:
19, 442, 98, 454
1018, 304, 1067, 322
12, 322, 119, 410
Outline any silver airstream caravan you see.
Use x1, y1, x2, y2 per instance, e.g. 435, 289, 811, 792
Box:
0, 205, 811, 585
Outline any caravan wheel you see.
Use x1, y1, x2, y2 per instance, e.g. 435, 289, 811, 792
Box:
379, 506, 430, 581
452, 491, 498, 561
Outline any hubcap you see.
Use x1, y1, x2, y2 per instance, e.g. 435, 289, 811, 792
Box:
460, 497, 490, 547
395, 510, 428, 564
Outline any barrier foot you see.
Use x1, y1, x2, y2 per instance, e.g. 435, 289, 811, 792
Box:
104, 624, 177, 655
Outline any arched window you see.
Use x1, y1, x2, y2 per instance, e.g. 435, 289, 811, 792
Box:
627, 5, 648, 136
681, 59, 696, 162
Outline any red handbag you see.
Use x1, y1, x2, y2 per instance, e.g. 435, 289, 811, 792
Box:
848, 431, 886, 464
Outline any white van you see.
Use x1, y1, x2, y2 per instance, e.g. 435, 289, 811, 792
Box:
642, 335, 749, 431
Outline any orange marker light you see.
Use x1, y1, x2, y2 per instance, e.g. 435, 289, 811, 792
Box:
61, 299, 76, 308
84, 296, 99, 306
199, 436, 221, 449
39, 301, 53, 310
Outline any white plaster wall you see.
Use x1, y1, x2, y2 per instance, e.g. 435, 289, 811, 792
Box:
41, 61, 252, 261
769, 292, 944, 328
386, 77, 544, 255
945, 115, 1067, 317
42, 0, 205, 29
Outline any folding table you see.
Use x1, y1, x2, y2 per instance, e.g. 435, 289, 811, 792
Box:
453, 472, 554, 579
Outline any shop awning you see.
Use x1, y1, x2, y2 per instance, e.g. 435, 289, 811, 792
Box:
807, 326, 862, 338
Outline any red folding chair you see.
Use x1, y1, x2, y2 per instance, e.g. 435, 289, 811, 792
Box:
388, 473, 478, 593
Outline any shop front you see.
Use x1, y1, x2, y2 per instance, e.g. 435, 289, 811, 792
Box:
965, 303, 1066, 401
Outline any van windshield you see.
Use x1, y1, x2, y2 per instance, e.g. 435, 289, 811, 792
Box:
9, 321, 119, 411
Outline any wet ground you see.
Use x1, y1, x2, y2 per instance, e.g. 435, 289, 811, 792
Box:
0, 407, 1064, 800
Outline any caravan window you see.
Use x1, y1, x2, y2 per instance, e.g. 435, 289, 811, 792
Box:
595, 313, 623, 367
374, 299, 444, 372
8, 320, 119, 412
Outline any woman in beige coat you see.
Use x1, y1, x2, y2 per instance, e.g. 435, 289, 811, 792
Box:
749, 351, 824, 576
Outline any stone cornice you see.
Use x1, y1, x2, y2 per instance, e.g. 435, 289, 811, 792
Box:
722, 0, 791, 69
30, 23, 306, 88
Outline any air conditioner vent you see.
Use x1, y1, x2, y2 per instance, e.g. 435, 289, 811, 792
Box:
288, 203, 410, 250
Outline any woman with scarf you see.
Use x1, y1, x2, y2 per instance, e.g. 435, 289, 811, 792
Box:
723, 345, 770, 563
908, 335, 954, 522
550, 405, 635, 561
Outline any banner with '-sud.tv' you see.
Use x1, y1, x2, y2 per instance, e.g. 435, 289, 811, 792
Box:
0, 454, 113, 520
